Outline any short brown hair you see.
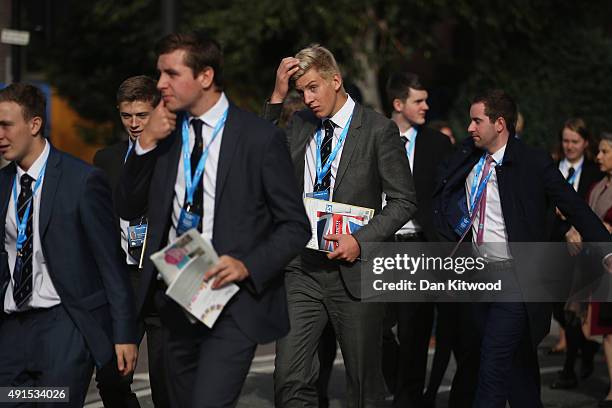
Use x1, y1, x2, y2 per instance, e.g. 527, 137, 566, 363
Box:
472, 89, 517, 136
0, 83, 46, 137
116, 75, 160, 106
155, 33, 224, 89
386, 72, 426, 108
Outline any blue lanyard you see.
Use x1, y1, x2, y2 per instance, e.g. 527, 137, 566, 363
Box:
468, 153, 499, 216
566, 163, 582, 186
123, 140, 134, 163
12, 161, 48, 251
182, 109, 228, 205
315, 114, 353, 186
404, 128, 417, 162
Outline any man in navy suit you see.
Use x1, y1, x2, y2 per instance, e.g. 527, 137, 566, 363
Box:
433, 89, 610, 407
0, 83, 137, 407
116, 33, 310, 407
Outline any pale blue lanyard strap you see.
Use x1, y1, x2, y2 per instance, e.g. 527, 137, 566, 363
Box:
12, 161, 48, 251
468, 153, 499, 216
315, 114, 353, 186
566, 163, 582, 185
404, 128, 417, 161
182, 109, 228, 205
123, 140, 134, 163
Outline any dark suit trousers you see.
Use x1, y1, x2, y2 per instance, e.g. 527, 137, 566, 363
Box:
274, 260, 387, 408
158, 293, 256, 408
0, 305, 94, 408
471, 302, 542, 408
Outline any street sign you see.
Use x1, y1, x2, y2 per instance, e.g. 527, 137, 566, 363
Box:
1, 29, 30, 46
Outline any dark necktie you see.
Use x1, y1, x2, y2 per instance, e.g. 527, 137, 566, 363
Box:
13, 174, 34, 308
566, 166, 575, 181
184, 118, 204, 232
315, 119, 334, 192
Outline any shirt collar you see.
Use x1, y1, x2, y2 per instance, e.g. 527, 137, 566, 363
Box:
17, 139, 50, 181
561, 156, 584, 171
189, 92, 229, 128
490, 143, 506, 164
401, 126, 418, 140
327, 95, 355, 129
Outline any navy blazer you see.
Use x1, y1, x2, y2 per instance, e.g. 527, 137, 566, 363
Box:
116, 102, 310, 344
433, 135, 610, 344
0, 146, 137, 367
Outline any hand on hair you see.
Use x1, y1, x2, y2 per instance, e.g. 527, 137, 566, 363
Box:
270, 57, 300, 104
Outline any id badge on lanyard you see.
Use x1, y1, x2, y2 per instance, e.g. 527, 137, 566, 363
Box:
176, 109, 228, 235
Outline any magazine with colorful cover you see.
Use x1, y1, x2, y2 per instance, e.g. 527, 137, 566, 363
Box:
303, 197, 375, 252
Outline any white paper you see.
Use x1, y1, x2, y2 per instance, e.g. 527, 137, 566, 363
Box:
150, 229, 239, 328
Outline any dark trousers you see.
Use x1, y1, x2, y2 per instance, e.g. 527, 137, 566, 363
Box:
274, 263, 387, 408
0, 305, 94, 408
159, 294, 256, 408
382, 303, 434, 407
424, 303, 460, 404
472, 302, 542, 408
96, 269, 171, 408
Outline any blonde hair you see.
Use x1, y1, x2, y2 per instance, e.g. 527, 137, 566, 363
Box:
291, 44, 342, 82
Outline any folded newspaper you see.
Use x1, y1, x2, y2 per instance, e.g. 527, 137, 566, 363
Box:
303, 197, 374, 252
150, 229, 239, 328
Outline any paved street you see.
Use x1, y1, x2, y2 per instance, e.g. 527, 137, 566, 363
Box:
84, 328, 612, 407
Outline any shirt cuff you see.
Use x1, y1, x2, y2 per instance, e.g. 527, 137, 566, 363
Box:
135, 139, 157, 155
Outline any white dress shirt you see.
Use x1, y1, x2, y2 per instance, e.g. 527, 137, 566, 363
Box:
396, 126, 421, 234
4, 140, 61, 312
558, 156, 584, 192
135, 93, 228, 243
303, 95, 355, 201
466, 144, 511, 261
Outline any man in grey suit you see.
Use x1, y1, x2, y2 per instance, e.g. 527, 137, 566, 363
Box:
265, 45, 417, 407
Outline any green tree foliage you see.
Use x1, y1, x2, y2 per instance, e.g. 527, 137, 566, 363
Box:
36, 0, 612, 150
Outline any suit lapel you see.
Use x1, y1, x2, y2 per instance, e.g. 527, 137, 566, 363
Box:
292, 118, 316, 193
215, 104, 241, 207
0, 164, 16, 247
334, 103, 363, 190
39, 147, 61, 238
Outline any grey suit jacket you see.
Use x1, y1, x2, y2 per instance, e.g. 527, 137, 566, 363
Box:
264, 101, 417, 298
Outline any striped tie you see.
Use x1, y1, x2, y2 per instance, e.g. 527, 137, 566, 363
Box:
13, 174, 35, 308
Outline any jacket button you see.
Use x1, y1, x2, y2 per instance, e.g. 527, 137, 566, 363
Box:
443, 179, 447, 184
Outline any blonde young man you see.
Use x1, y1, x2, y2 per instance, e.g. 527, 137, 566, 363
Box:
265, 45, 417, 407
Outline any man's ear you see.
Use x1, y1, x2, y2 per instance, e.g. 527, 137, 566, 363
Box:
496, 117, 506, 133
331, 73, 343, 93
196, 67, 215, 89
29, 116, 43, 137
392, 98, 404, 113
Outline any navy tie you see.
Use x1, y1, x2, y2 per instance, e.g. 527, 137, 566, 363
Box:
13, 174, 34, 308
314, 119, 334, 192
184, 119, 204, 232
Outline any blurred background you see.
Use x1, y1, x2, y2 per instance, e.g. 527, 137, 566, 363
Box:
1, 0, 611, 163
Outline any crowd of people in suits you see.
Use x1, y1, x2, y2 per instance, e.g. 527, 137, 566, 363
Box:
0, 31, 611, 408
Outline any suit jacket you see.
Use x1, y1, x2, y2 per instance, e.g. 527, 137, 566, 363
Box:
116, 102, 310, 344
549, 158, 603, 240
0, 146, 136, 367
93, 141, 130, 233
264, 101, 418, 298
433, 135, 610, 344
411, 126, 454, 241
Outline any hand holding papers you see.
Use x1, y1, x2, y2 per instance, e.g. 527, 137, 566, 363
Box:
151, 229, 239, 328
303, 197, 374, 261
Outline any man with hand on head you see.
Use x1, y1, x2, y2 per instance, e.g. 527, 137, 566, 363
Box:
0, 83, 137, 408
116, 33, 310, 408
264, 45, 417, 407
